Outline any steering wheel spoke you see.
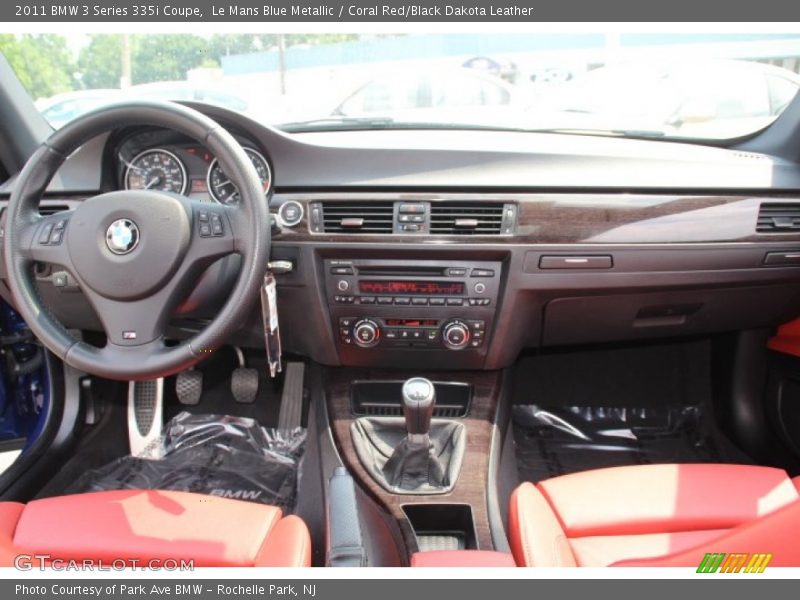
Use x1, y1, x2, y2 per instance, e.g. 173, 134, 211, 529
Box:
87, 291, 175, 347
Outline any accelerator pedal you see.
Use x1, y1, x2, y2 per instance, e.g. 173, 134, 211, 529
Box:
175, 369, 203, 406
278, 361, 305, 430
231, 347, 259, 404
127, 378, 164, 458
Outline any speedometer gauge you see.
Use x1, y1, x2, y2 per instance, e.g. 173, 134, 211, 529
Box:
207, 148, 271, 205
124, 149, 188, 195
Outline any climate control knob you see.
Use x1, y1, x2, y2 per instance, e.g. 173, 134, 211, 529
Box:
442, 320, 471, 350
353, 319, 381, 348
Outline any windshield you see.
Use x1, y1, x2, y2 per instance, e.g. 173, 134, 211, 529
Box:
2, 32, 800, 140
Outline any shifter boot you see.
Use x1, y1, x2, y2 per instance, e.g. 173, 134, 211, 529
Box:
350, 417, 465, 495
382, 435, 447, 489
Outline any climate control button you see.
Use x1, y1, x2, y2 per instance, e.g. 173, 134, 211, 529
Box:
353, 319, 381, 348
442, 319, 471, 350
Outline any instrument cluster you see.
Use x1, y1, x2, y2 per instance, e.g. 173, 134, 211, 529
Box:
115, 130, 272, 205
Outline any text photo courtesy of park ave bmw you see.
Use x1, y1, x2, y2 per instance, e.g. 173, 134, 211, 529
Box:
16, 584, 319, 596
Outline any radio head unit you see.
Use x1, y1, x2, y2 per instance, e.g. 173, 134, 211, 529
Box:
324, 259, 501, 361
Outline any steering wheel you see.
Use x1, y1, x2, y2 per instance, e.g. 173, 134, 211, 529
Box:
3, 101, 270, 380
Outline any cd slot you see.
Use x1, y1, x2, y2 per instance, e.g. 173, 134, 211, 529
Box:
356, 265, 447, 277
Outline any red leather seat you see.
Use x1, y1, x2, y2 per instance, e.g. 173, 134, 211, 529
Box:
0, 489, 311, 567
508, 464, 800, 567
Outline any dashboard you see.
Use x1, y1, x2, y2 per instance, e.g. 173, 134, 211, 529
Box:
4, 102, 800, 371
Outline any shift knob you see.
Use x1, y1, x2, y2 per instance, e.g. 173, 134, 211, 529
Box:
401, 377, 436, 435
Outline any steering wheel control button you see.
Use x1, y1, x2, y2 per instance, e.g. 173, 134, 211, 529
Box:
38, 219, 69, 246
278, 201, 304, 227
39, 223, 54, 244
197, 210, 224, 237
105, 219, 140, 255
210, 213, 224, 236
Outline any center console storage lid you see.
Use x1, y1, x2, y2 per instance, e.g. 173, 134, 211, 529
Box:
410, 550, 516, 567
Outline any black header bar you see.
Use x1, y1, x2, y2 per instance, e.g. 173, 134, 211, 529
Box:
4, 0, 799, 22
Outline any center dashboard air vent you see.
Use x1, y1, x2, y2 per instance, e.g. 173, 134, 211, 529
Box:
318, 201, 395, 233
429, 202, 509, 235
308, 199, 516, 235
757, 203, 800, 233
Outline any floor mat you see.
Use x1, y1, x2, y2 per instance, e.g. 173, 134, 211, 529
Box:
66, 412, 306, 512
511, 340, 753, 482
512, 404, 751, 482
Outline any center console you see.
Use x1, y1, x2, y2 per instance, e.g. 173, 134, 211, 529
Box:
324, 259, 502, 368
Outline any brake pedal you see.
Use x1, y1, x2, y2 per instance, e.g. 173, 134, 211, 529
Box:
127, 378, 164, 458
278, 362, 305, 430
175, 370, 203, 406
231, 347, 258, 404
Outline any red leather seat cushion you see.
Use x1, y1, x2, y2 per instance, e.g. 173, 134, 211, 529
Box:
538, 464, 797, 536
0, 490, 310, 567
616, 500, 800, 567
510, 464, 800, 567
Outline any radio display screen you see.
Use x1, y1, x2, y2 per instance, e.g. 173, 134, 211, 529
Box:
359, 280, 465, 295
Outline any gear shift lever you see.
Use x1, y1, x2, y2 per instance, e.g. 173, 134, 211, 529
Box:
350, 376, 466, 494
401, 377, 435, 437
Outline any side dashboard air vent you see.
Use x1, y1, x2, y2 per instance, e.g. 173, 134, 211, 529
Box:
429, 202, 507, 235
320, 201, 394, 233
757, 203, 800, 233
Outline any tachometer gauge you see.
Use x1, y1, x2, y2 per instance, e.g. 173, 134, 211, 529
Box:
207, 148, 271, 205
124, 149, 188, 195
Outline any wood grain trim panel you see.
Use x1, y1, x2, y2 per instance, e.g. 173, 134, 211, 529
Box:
324, 368, 503, 554
271, 193, 800, 244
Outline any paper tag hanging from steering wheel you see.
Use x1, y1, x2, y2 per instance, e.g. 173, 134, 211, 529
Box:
260, 272, 282, 378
